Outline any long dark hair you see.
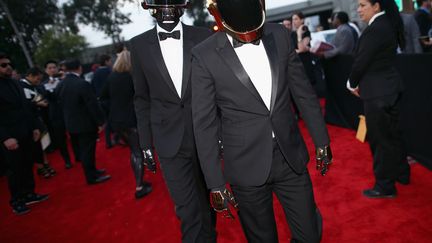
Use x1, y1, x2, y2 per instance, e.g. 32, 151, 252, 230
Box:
368, 0, 406, 49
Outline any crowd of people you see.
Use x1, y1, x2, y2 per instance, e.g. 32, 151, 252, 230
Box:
1, 0, 431, 242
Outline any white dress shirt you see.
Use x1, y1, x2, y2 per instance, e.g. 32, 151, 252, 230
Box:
227, 35, 272, 110
227, 35, 274, 137
157, 23, 184, 97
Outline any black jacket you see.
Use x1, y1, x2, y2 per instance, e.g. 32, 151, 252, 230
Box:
0, 77, 39, 142
130, 24, 212, 158
349, 14, 404, 100
56, 73, 105, 133
100, 71, 137, 130
191, 24, 330, 189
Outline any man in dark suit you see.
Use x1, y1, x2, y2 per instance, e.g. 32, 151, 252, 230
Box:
348, 0, 410, 198
56, 59, 111, 185
0, 53, 48, 215
192, 1, 332, 242
322, 11, 358, 58
130, 1, 216, 242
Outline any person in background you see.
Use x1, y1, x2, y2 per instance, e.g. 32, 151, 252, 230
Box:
414, 0, 432, 52
44, 60, 73, 169
92, 54, 116, 149
19, 67, 56, 178
100, 50, 152, 199
282, 17, 292, 32
348, 0, 411, 198
57, 59, 111, 185
322, 11, 358, 59
0, 53, 48, 215
401, 12, 423, 53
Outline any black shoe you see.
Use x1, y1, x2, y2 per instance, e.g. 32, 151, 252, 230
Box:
24, 193, 49, 205
44, 164, 56, 176
96, 169, 106, 175
397, 176, 410, 185
65, 163, 73, 169
135, 183, 152, 199
88, 175, 111, 185
37, 167, 51, 179
12, 203, 30, 215
363, 189, 396, 199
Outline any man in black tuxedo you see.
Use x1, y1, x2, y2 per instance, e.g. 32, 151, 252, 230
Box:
56, 59, 111, 185
130, 1, 216, 242
0, 53, 48, 215
414, 0, 432, 52
191, 1, 332, 242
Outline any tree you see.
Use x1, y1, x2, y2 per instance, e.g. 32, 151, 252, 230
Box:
0, 0, 58, 71
186, 0, 213, 27
62, 0, 133, 43
34, 29, 87, 66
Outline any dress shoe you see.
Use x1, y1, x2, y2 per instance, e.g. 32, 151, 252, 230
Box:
397, 175, 410, 185
24, 193, 49, 205
96, 169, 106, 175
88, 175, 111, 185
135, 183, 152, 199
363, 189, 396, 199
12, 202, 30, 215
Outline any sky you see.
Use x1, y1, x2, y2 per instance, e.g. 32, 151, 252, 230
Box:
79, 0, 307, 47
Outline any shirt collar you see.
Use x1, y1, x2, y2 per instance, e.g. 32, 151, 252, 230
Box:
156, 22, 183, 41
21, 78, 32, 86
66, 72, 80, 77
369, 11, 385, 26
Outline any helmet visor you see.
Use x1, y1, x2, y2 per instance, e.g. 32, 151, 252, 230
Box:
218, 0, 265, 33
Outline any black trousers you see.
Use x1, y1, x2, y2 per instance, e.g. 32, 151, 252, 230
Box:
159, 130, 217, 243
231, 140, 321, 243
52, 125, 71, 164
364, 93, 410, 193
2, 136, 35, 203
70, 132, 98, 183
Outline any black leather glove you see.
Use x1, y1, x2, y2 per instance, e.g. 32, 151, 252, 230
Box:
316, 145, 332, 176
143, 148, 156, 174
210, 186, 238, 219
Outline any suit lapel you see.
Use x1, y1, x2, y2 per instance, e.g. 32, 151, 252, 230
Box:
215, 33, 266, 107
261, 32, 279, 115
181, 24, 193, 98
147, 27, 180, 99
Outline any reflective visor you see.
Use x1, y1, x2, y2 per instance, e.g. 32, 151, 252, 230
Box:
217, 0, 264, 33
144, 0, 188, 7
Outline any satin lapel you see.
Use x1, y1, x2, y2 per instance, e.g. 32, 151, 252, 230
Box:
147, 27, 180, 99
262, 33, 279, 115
181, 25, 193, 98
215, 33, 266, 107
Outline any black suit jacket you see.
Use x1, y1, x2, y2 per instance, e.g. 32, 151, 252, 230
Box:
92, 67, 111, 97
414, 9, 432, 37
56, 74, 104, 133
130, 24, 212, 158
349, 15, 404, 100
191, 24, 330, 189
100, 71, 137, 130
0, 77, 38, 143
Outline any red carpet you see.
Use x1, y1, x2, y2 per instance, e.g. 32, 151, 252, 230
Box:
1, 122, 432, 242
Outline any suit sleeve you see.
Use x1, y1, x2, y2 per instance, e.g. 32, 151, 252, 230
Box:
191, 50, 225, 190
349, 28, 383, 88
99, 75, 110, 102
324, 28, 354, 59
81, 81, 105, 126
284, 28, 330, 147
130, 40, 153, 150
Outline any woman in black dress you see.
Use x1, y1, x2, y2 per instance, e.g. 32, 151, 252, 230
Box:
100, 50, 152, 199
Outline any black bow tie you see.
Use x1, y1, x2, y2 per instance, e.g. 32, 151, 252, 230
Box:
159, 30, 181, 41
232, 38, 261, 48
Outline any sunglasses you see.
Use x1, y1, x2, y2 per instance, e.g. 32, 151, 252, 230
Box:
0, 62, 14, 68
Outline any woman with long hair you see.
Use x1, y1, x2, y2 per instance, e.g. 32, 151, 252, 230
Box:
100, 50, 152, 199
348, 0, 410, 198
